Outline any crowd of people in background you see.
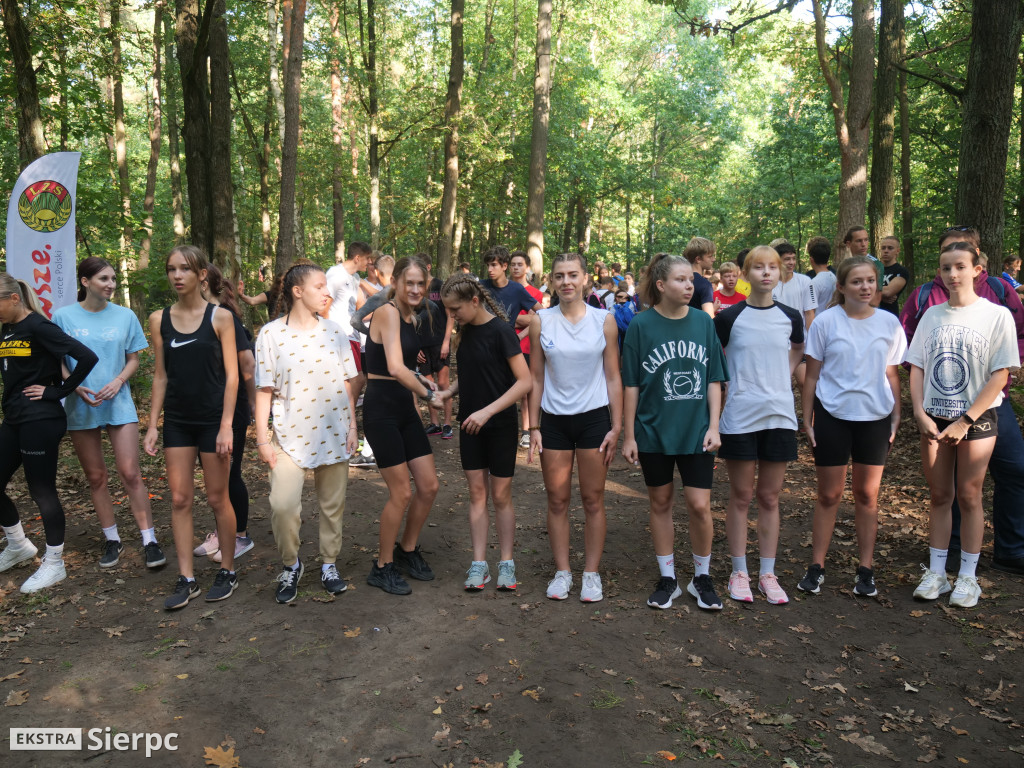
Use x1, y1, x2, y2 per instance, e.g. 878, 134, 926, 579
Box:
0, 222, 1021, 616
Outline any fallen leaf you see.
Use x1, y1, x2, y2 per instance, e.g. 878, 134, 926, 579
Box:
655, 750, 677, 761
203, 745, 241, 768
253, 728, 265, 735
905, 682, 919, 693
465, 615, 478, 621
344, 627, 361, 638
687, 655, 703, 667
951, 727, 968, 736
602, 669, 618, 676
431, 725, 450, 745
432, 706, 442, 715
910, 610, 929, 617
0, 670, 24, 682
103, 625, 128, 638
645, 647, 661, 660
841, 733, 894, 757
522, 689, 540, 701
755, 713, 796, 726
455, 684, 464, 691
476, 673, 488, 685
789, 624, 814, 634
176, 674, 189, 680
5, 689, 28, 706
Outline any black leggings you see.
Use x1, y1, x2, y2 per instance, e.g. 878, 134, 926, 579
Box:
0, 418, 68, 546
229, 421, 249, 533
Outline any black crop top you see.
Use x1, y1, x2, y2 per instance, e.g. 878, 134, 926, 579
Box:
364, 303, 421, 375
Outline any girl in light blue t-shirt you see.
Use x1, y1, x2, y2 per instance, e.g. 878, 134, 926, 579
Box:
52, 258, 165, 571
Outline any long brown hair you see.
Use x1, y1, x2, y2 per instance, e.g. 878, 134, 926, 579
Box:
278, 261, 325, 317
204, 262, 241, 319
76, 257, 115, 302
440, 273, 509, 352
828, 255, 876, 309
640, 252, 690, 307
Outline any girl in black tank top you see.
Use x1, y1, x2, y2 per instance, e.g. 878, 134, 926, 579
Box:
144, 246, 241, 609
363, 257, 453, 596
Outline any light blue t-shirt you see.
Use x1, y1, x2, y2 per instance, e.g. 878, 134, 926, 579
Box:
52, 302, 148, 429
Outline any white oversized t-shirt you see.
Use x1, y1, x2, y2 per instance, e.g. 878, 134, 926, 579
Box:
325, 263, 362, 341
905, 298, 1020, 420
805, 305, 907, 421
255, 317, 359, 468
810, 270, 837, 311
773, 273, 817, 316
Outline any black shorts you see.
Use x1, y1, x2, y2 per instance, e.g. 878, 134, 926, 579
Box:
718, 428, 797, 463
363, 379, 433, 469
638, 452, 714, 489
418, 344, 448, 376
540, 407, 610, 451
163, 421, 220, 453
931, 408, 998, 441
460, 415, 518, 477
811, 399, 891, 467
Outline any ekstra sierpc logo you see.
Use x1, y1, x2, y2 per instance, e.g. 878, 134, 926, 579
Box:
10, 727, 178, 757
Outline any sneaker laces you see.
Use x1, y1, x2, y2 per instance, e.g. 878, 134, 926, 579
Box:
278, 567, 299, 587
323, 565, 340, 581
467, 563, 488, 579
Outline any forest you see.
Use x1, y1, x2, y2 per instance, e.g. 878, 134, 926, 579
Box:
1, 0, 1022, 317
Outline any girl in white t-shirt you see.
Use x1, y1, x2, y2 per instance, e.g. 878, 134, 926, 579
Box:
254, 263, 360, 604
798, 256, 907, 599
714, 246, 804, 605
906, 241, 1020, 608
528, 253, 622, 603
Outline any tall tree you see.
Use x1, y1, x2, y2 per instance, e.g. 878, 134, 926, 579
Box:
208, 0, 235, 269
898, 15, 913, 280
954, 0, 1024, 272
275, 0, 306, 273
105, 0, 135, 308
138, 1, 166, 314
329, 1, 347, 263
869, 0, 902, 254
526, 0, 553, 275
436, 0, 464, 277
1, 0, 47, 166
164, 10, 187, 244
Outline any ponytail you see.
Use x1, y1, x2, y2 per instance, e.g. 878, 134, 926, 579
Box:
0, 273, 45, 316
639, 252, 689, 308
204, 262, 242, 319
440, 273, 510, 353
278, 260, 324, 317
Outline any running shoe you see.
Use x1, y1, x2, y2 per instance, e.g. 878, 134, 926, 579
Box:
546, 570, 572, 600
20, 558, 66, 593
441, 424, 454, 440
193, 531, 220, 557
853, 566, 877, 597
213, 535, 255, 563
497, 561, 517, 591
276, 561, 303, 604
687, 574, 723, 610
758, 573, 789, 605
580, 572, 603, 603
144, 542, 167, 569
349, 453, 377, 469
797, 563, 825, 594
205, 569, 238, 602
949, 575, 981, 608
393, 544, 434, 581
519, 432, 531, 448
425, 423, 443, 436
321, 564, 348, 595
0, 539, 37, 572
464, 562, 490, 591
99, 540, 124, 568
647, 576, 682, 609
367, 561, 412, 595
728, 570, 753, 602
913, 565, 951, 601
164, 576, 200, 610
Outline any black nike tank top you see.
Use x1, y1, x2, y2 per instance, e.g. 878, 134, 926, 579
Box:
161, 303, 226, 426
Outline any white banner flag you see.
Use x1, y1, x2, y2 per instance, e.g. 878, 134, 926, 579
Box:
5, 152, 81, 318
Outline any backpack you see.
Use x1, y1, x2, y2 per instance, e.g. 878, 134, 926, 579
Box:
914, 275, 1015, 320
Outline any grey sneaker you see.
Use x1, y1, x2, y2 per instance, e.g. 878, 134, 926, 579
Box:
164, 576, 200, 610
205, 569, 238, 602
464, 562, 490, 591
99, 540, 124, 568
276, 561, 304, 604
350, 453, 377, 469
321, 564, 348, 595
0, 539, 38, 572
497, 561, 517, 591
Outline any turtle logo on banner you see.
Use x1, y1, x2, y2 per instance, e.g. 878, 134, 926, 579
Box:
18, 180, 74, 233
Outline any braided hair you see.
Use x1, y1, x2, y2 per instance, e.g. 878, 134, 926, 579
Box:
278, 260, 325, 318
440, 273, 510, 352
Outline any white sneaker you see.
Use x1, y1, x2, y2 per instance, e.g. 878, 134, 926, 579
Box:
20, 558, 66, 593
0, 539, 38, 572
949, 575, 981, 608
913, 565, 951, 601
546, 570, 572, 600
580, 572, 603, 603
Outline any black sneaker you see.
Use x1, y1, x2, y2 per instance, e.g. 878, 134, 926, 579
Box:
393, 544, 434, 581
798, 563, 825, 594
367, 560, 412, 595
205, 568, 238, 602
687, 574, 723, 610
164, 576, 200, 610
275, 561, 303, 604
99, 540, 124, 568
143, 542, 167, 569
321, 564, 348, 595
646, 576, 683, 609
441, 424, 454, 440
853, 566, 877, 597
425, 423, 442, 436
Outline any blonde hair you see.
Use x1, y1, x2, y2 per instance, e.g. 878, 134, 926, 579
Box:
741, 245, 782, 278
719, 261, 739, 276
0, 272, 45, 316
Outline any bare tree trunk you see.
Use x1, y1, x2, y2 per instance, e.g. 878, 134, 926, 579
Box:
955, 0, 1024, 273
624, 198, 631, 270
869, 0, 900, 254
453, 204, 466, 259
898, 19, 914, 280
2, 0, 48, 166
106, 0, 135, 307
812, 0, 874, 252
261, 99, 273, 266
57, 43, 68, 151
359, 0, 382, 250
575, 196, 589, 254
164, 10, 187, 243
436, 0, 464, 278
208, 0, 236, 271
275, 0, 306, 274
138, 1, 165, 316
269, 0, 285, 145
526, 0, 552, 275
1019, 62, 1024, 263
330, 2, 347, 263
561, 196, 575, 253
175, 0, 213, 254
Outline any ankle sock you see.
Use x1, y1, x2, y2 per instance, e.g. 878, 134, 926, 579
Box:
102, 525, 119, 542
140, 527, 156, 546
44, 544, 64, 562
929, 547, 948, 574
959, 551, 980, 579
692, 553, 711, 577
759, 557, 776, 577
3, 523, 27, 545
656, 553, 675, 579
731, 556, 747, 575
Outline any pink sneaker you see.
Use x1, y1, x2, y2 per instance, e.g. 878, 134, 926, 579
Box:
193, 531, 219, 557
212, 536, 254, 563
728, 571, 753, 602
758, 573, 789, 605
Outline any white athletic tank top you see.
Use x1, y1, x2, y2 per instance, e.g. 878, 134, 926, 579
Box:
537, 304, 610, 415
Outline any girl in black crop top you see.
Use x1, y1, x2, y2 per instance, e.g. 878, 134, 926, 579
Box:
363, 256, 453, 595
144, 246, 241, 609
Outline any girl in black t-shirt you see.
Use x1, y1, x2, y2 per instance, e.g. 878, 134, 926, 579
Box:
0, 272, 97, 594
441, 275, 532, 592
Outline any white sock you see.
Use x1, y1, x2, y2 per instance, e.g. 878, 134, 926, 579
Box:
692, 553, 711, 577
321, 563, 336, 574
140, 528, 157, 546
44, 544, 64, 563
102, 525, 120, 542
3, 523, 27, 545
656, 553, 675, 579
959, 551, 980, 579
731, 555, 747, 575
759, 557, 776, 577
929, 547, 948, 574
290, 559, 300, 570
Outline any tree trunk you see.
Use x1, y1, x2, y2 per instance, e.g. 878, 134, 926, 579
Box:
625, 198, 631, 270
164, 10, 187, 243
2, 0, 48, 166
898, 20, 914, 280
360, 0, 382, 250
436, 0, 464, 278
261, 98, 274, 266
812, 0, 874, 252
269, 0, 285, 146
955, 0, 1024, 273
138, 1, 165, 316
575, 196, 589, 254
525, 0, 552, 275
275, 0, 306, 274
57, 43, 68, 151
175, 0, 213, 254
208, 0, 236, 271
1019, 63, 1024, 263
330, 2, 347, 263
561, 196, 575, 253
106, 0, 135, 308
869, 0, 901, 255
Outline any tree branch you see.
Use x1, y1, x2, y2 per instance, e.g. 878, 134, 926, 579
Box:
903, 35, 970, 61
894, 62, 965, 100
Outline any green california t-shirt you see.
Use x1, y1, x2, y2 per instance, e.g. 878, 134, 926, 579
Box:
621, 307, 729, 455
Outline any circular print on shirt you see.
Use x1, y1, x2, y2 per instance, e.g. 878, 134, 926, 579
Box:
931, 353, 969, 396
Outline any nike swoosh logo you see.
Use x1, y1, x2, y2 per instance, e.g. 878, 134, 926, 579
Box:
169, 338, 197, 348
3, 334, 12, 340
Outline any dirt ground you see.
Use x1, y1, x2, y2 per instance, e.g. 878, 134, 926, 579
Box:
2, 393, 1024, 767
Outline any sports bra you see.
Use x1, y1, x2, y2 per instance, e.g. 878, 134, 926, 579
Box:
364, 303, 420, 375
